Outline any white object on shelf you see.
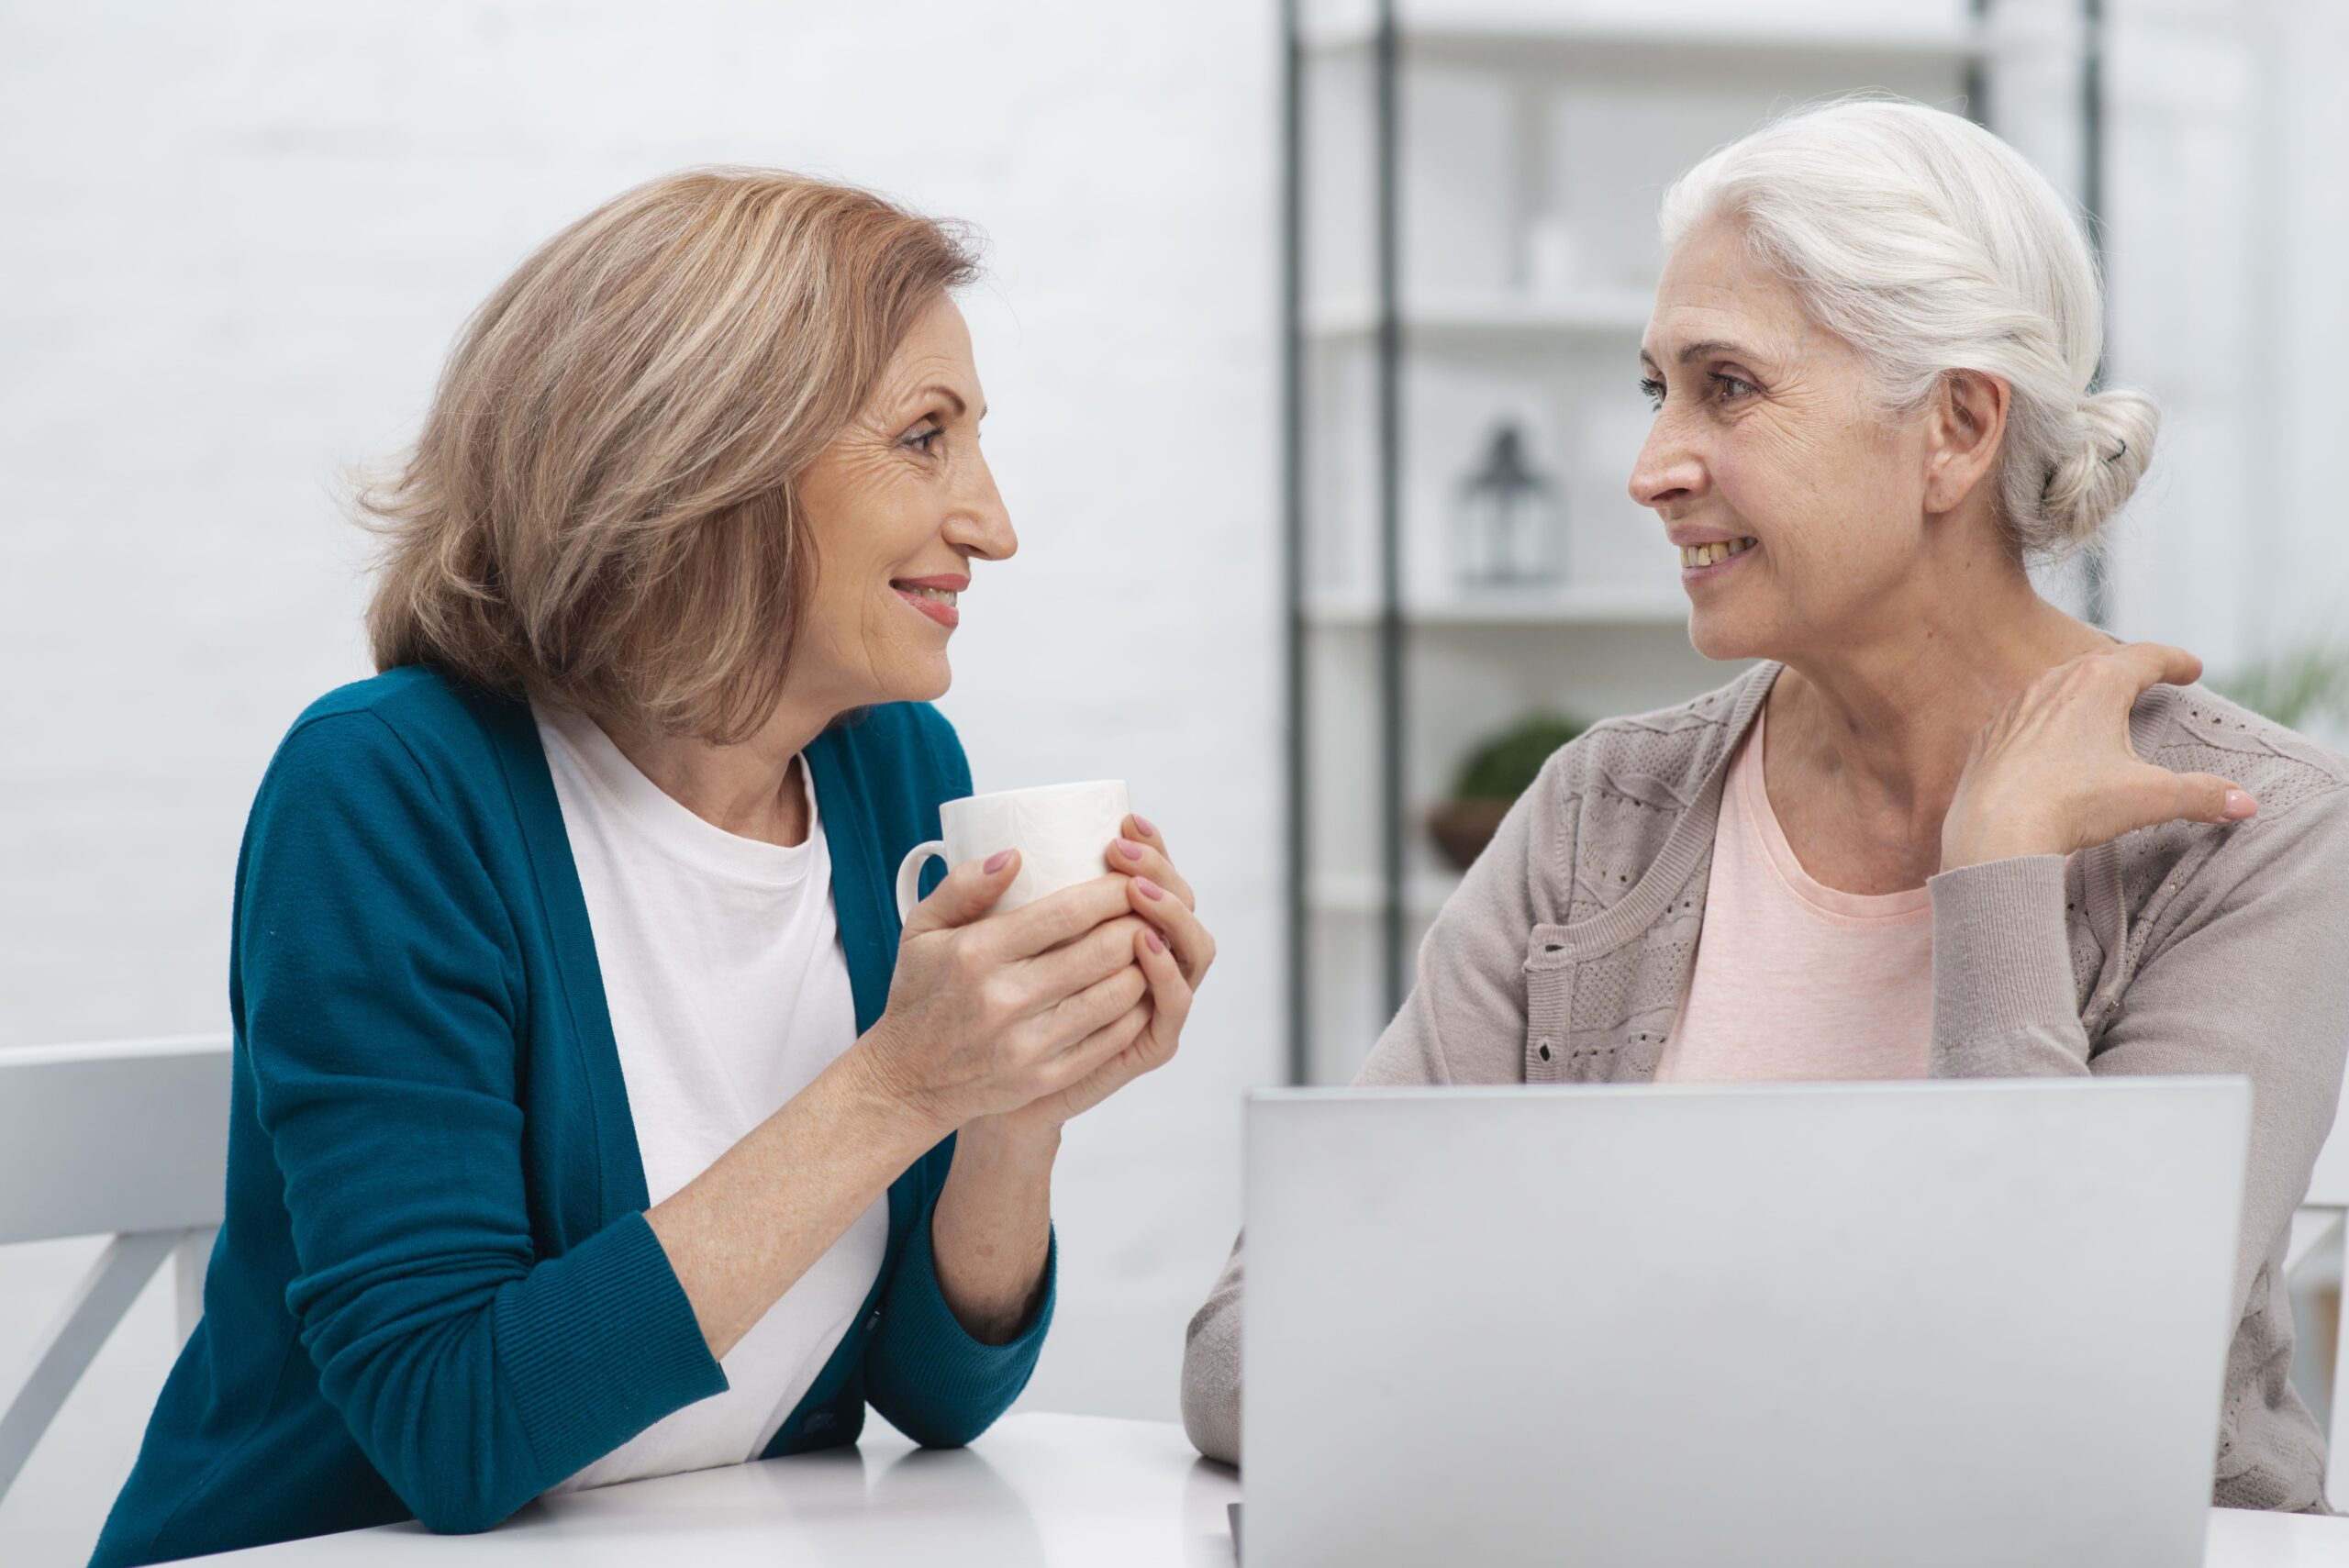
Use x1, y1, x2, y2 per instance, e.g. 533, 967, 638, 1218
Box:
1524, 212, 1580, 297
1402, 62, 1518, 299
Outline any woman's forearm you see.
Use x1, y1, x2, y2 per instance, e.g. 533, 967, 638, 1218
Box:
926, 1115, 1058, 1343
646, 1046, 942, 1361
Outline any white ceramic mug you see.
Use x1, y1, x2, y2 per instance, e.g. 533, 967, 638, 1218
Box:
895, 779, 1132, 919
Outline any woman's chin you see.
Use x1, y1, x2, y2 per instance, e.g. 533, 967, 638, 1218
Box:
1687, 606, 1775, 665
879, 651, 953, 706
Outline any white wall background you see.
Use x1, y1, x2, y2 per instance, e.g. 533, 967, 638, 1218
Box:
6, 0, 2345, 1562
2102, 0, 2349, 695
1, 3, 1281, 1560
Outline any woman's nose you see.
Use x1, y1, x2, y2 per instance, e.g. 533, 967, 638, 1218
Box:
1627, 421, 1707, 513
947, 455, 1018, 562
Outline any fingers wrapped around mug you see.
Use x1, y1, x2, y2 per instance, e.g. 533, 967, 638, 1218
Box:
1107, 815, 1196, 909
1122, 917, 1194, 1075
902, 847, 1022, 937
1125, 871, 1216, 985
1025, 940, 1151, 1063
974, 873, 1143, 963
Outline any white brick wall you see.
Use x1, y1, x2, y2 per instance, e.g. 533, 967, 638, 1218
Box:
2, 2, 1280, 1556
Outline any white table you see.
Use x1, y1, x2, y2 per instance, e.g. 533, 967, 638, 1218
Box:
197, 1414, 2349, 1565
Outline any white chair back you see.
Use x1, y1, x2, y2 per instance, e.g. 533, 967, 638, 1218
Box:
0, 1034, 231, 1502
2288, 1088, 2349, 1506
2305, 1099, 2349, 1213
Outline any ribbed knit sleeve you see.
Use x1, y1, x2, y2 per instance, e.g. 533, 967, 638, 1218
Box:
1926, 853, 2087, 1074
239, 711, 725, 1533
863, 1177, 1055, 1447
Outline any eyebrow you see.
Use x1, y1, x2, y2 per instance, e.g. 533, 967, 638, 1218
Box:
1638, 339, 1758, 372
910, 383, 984, 420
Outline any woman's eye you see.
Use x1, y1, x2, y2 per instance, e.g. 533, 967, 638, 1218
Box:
1712, 374, 1756, 402
1638, 377, 1664, 410
901, 424, 942, 454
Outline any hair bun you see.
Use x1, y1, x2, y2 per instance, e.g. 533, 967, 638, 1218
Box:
2040, 387, 2157, 548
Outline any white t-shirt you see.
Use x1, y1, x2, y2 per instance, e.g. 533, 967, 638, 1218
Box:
532, 702, 886, 1495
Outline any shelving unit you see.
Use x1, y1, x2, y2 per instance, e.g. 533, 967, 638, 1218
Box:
1308, 872, 1459, 919
1302, 289, 1653, 340
1279, 0, 2101, 1087
1297, 15, 1994, 63
1304, 583, 1688, 628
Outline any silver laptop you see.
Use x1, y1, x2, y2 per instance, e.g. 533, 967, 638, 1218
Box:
1241, 1079, 2249, 1568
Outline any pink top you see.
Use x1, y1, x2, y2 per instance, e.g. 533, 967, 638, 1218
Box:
1655, 702, 1933, 1083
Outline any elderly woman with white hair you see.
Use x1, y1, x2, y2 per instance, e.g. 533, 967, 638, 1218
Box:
1182, 98, 2349, 1511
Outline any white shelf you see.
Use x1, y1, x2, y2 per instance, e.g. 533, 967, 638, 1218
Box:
1305, 289, 1652, 342
1305, 582, 1687, 628
1308, 871, 1462, 919
1301, 14, 1990, 67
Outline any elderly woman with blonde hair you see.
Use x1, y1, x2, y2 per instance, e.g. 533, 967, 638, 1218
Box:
95, 170, 1215, 1566
1184, 98, 2349, 1512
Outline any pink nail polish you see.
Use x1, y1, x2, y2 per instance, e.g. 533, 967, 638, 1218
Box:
1147, 929, 1167, 954
1117, 838, 1145, 860
1136, 877, 1164, 900
985, 850, 1014, 873
2223, 790, 2256, 820
1133, 814, 1157, 838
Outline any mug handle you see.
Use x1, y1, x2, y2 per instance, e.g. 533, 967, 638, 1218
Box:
895, 840, 949, 920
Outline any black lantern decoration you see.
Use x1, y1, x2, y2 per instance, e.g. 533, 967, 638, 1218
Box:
1453, 422, 1563, 586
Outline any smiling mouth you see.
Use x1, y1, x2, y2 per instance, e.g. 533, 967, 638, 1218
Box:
1679, 538, 1756, 570
892, 581, 961, 628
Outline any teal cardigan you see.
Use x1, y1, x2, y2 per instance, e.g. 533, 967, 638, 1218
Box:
92, 668, 1052, 1567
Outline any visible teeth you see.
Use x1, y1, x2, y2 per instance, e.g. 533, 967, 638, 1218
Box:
1678, 539, 1754, 568
902, 585, 958, 605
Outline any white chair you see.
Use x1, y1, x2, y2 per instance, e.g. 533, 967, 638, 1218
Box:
0, 1034, 231, 1504
2286, 1088, 2349, 1506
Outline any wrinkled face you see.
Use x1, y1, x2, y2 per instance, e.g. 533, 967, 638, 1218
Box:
1628, 218, 1930, 662
792, 295, 1015, 711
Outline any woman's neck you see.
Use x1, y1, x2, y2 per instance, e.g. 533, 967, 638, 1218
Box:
605, 694, 834, 850
1764, 562, 2113, 885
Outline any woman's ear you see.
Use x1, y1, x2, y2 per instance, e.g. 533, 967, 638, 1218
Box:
1923, 369, 2009, 516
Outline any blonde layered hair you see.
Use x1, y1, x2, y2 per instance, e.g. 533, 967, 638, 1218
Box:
361, 168, 980, 742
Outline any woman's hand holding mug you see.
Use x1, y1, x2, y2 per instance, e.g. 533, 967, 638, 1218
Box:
859, 781, 1210, 1140
1940, 641, 2259, 873
860, 853, 1153, 1137
1002, 811, 1216, 1130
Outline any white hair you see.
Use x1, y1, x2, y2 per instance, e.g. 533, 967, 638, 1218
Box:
1658, 95, 2156, 556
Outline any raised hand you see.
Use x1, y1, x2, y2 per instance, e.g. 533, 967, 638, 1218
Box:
1939, 642, 2258, 873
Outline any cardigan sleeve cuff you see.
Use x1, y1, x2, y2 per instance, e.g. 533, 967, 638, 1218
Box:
1927, 853, 2087, 1073
867, 1191, 1055, 1447
493, 1209, 728, 1481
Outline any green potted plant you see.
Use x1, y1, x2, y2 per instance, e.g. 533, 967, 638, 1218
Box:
1428, 713, 1586, 872
2212, 641, 2349, 732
